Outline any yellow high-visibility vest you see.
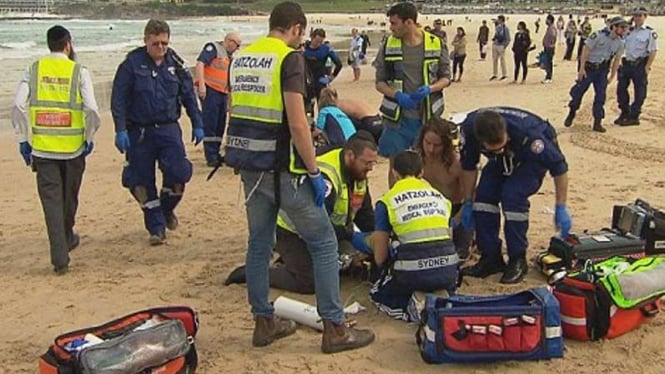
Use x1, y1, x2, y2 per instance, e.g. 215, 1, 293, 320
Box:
381, 176, 451, 244
29, 56, 85, 154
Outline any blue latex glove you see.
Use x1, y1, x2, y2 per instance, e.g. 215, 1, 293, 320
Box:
461, 200, 474, 230
351, 232, 372, 255
82, 142, 94, 157
114, 130, 131, 154
19, 141, 32, 166
409, 85, 432, 103
308, 169, 326, 207
555, 204, 572, 238
395, 91, 417, 110
192, 127, 204, 146
318, 76, 331, 86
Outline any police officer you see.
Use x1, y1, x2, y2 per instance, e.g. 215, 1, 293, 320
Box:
224, 131, 378, 294
459, 107, 571, 284
615, 7, 659, 127
370, 150, 459, 322
304, 28, 343, 101
11, 25, 101, 275
375, 1, 451, 186
195, 32, 241, 166
224, 1, 374, 353
111, 19, 204, 245
564, 16, 627, 133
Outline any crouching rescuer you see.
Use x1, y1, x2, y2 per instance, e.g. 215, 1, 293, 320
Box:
370, 150, 459, 322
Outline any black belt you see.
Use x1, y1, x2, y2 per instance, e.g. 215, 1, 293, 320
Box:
585, 61, 609, 71
126, 121, 177, 130
622, 57, 646, 66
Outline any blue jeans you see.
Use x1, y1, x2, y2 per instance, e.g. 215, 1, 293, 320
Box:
240, 170, 344, 324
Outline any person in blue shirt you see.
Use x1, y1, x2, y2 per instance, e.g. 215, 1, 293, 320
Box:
564, 17, 627, 133
304, 28, 343, 101
458, 107, 571, 284
111, 19, 204, 246
314, 87, 356, 147
615, 7, 659, 126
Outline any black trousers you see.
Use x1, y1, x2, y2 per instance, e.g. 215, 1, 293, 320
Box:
33, 155, 85, 269
269, 228, 317, 294
513, 51, 528, 81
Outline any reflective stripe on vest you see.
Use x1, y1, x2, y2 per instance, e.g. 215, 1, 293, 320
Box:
277, 148, 368, 233
29, 57, 85, 154
381, 176, 451, 244
226, 36, 294, 172
379, 31, 445, 122
393, 253, 459, 271
202, 41, 230, 93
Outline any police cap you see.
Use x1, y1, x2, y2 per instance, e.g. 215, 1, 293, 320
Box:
633, 7, 648, 16
608, 16, 629, 27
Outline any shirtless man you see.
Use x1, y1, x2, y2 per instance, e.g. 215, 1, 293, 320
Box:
415, 117, 473, 260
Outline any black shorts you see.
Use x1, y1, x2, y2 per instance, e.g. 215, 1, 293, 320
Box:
352, 115, 383, 143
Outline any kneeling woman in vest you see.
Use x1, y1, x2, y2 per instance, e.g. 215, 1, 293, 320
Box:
369, 150, 459, 322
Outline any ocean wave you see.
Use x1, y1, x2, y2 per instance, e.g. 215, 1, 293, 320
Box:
0, 41, 37, 50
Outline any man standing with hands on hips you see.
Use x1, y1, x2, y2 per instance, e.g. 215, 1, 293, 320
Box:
375, 1, 451, 186
12, 25, 101, 275
615, 7, 658, 127
195, 32, 241, 166
111, 19, 204, 246
458, 107, 571, 284
224, 1, 374, 353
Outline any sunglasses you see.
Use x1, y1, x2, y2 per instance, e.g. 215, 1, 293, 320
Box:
230, 39, 241, 47
150, 41, 169, 47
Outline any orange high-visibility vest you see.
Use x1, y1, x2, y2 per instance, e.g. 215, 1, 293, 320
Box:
199, 41, 230, 94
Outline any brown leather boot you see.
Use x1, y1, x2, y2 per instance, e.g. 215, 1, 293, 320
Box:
252, 315, 297, 347
321, 320, 375, 354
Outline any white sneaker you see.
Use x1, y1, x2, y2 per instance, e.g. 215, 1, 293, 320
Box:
541, 79, 552, 84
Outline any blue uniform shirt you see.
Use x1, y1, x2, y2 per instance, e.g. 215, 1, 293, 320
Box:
584, 28, 625, 64
624, 25, 658, 61
197, 42, 220, 65
459, 107, 568, 177
111, 47, 203, 132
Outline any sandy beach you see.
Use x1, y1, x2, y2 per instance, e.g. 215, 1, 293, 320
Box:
2, 12, 665, 373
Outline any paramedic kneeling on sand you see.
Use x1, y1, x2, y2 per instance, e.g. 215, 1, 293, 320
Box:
370, 150, 459, 322
459, 107, 571, 284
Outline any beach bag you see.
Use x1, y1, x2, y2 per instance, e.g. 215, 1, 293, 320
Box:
416, 287, 563, 364
553, 257, 664, 341
38, 305, 199, 374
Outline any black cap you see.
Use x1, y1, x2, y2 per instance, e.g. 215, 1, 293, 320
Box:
633, 7, 648, 15
47, 25, 71, 43
608, 16, 629, 27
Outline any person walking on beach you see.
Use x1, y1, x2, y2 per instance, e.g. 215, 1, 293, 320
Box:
542, 14, 557, 83
224, 1, 374, 353
556, 15, 565, 45
111, 19, 204, 245
563, 14, 578, 61
195, 32, 241, 167
577, 16, 593, 69
451, 26, 467, 82
477, 20, 489, 60
512, 21, 532, 84
11, 25, 101, 275
614, 7, 659, 127
564, 17, 628, 133
535, 18, 541, 34
490, 15, 510, 81
349, 28, 364, 81
375, 1, 451, 186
